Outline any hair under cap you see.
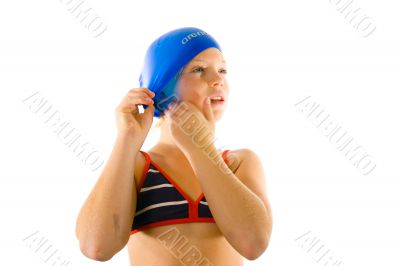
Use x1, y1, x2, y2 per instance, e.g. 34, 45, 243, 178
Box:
139, 27, 222, 117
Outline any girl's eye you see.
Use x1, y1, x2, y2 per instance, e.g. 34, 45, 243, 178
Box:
193, 67, 205, 73
192, 67, 228, 74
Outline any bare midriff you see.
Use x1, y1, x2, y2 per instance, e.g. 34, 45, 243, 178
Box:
127, 222, 243, 266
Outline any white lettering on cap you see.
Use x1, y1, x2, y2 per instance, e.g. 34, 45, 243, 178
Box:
181, 31, 208, 45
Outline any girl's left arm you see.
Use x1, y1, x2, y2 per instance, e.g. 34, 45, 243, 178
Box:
187, 145, 273, 260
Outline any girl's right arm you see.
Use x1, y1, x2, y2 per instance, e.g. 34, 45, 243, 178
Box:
75, 88, 155, 261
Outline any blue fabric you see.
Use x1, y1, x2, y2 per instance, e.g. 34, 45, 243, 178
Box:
138, 27, 222, 117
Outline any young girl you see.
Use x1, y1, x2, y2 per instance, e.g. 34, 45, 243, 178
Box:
76, 27, 273, 265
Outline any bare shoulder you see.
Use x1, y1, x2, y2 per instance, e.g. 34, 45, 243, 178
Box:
226, 148, 262, 161
226, 148, 264, 179
133, 148, 263, 186
133, 151, 148, 188
227, 148, 270, 208
224, 148, 260, 176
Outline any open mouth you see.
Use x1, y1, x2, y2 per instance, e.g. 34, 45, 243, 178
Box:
209, 96, 225, 105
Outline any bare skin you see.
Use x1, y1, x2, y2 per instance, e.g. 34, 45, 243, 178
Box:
127, 48, 244, 265
127, 147, 244, 266
75, 47, 272, 265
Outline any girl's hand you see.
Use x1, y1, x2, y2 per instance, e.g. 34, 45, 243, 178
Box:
165, 97, 215, 155
115, 88, 155, 142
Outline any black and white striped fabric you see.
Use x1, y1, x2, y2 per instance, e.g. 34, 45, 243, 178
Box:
131, 150, 229, 234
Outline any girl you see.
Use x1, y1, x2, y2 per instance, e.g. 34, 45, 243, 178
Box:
76, 27, 273, 265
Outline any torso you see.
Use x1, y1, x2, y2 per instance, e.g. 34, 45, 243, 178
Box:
127, 147, 243, 266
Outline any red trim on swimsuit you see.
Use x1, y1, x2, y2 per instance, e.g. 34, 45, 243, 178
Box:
131, 149, 230, 234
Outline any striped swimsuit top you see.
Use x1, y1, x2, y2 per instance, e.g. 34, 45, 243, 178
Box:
131, 150, 230, 234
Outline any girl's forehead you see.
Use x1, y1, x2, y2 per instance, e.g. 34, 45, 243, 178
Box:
190, 48, 226, 63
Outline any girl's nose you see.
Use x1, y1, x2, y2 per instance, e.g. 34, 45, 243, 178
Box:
208, 71, 224, 88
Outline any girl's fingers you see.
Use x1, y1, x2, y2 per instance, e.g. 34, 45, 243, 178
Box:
129, 91, 154, 100
116, 88, 155, 114
129, 88, 155, 98
129, 95, 154, 106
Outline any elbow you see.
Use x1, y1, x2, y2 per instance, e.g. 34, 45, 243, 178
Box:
243, 236, 270, 261
75, 223, 129, 261
244, 212, 273, 260
75, 225, 115, 261
241, 227, 272, 261
79, 241, 115, 261
75, 221, 127, 261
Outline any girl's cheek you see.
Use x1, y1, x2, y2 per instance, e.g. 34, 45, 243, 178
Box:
182, 88, 201, 101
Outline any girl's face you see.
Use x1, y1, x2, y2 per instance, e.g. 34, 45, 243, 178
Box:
176, 47, 229, 122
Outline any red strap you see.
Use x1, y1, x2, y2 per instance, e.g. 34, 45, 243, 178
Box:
137, 151, 151, 192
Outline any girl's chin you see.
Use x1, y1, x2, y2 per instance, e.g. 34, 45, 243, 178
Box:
211, 111, 224, 121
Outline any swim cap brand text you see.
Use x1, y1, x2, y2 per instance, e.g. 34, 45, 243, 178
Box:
181, 31, 209, 45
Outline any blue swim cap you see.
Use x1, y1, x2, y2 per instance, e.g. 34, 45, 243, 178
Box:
138, 27, 222, 117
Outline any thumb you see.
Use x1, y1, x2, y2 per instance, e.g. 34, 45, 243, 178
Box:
202, 97, 214, 122
144, 103, 155, 116
140, 104, 154, 127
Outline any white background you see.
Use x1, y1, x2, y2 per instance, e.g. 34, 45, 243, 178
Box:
1, 0, 399, 265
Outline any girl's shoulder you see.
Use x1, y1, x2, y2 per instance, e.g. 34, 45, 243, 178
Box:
133, 151, 148, 189
133, 148, 249, 187
224, 149, 248, 174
